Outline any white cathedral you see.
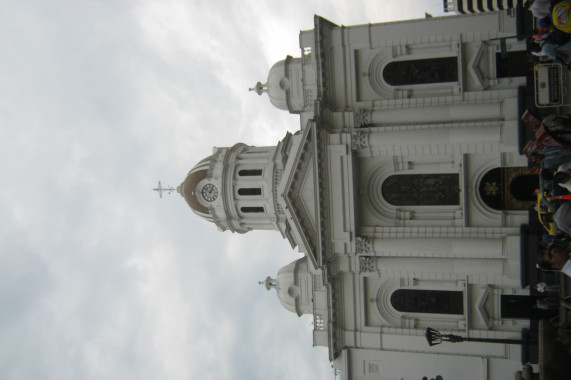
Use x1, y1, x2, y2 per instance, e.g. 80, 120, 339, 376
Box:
177, 10, 538, 380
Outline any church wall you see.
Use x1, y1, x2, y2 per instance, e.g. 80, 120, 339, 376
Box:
328, 111, 530, 367
300, 12, 527, 135
351, 122, 527, 228
333, 242, 530, 371
339, 346, 522, 380
327, 133, 356, 254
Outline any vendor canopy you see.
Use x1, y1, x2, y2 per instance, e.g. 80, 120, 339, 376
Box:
444, 0, 519, 14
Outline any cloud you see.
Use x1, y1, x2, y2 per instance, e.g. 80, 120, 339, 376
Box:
0, 1, 450, 379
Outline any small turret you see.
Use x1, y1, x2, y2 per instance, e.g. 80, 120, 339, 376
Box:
261, 257, 313, 316
250, 56, 304, 112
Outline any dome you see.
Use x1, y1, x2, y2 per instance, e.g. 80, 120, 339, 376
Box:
250, 56, 303, 112
275, 260, 298, 314
263, 257, 312, 316
266, 60, 289, 110
177, 155, 212, 217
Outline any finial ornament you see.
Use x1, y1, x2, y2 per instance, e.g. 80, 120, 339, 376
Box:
261, 276, 278, 290
153, 181, 175, 198
248, 81, 267, 95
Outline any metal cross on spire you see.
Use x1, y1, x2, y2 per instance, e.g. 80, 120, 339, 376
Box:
153, 181, 175, 198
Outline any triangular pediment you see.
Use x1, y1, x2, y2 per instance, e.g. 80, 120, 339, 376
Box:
468, 42, 487, 90
282, 122, 322, 268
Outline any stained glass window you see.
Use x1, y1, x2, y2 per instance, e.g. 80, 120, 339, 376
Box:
391, 289, 463, 315
383, 57, 458, 86
381, 174, 460, 206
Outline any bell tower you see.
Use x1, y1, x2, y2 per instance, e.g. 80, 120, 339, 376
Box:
178, 139, 290, 234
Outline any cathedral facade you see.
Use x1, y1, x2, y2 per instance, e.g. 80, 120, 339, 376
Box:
178, 11, 535, 380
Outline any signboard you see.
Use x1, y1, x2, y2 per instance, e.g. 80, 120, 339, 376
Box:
500, 38, 507, 58
535, 63, 566, 108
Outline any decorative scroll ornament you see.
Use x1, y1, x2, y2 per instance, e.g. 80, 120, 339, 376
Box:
359, 256, 377, 273
354, 109, 371, 128
356, 236, 372, 254
351, 131, 369, 151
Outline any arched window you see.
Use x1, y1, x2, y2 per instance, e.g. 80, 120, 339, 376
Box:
391, 289, 463, 315
381, 174, 460, 206
383, 57, 458, 86
239, 169, 262, 176
241, 206, 264, 213
238, 188, 262, 196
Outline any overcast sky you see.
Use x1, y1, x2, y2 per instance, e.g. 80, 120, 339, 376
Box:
1, 1, 447, 379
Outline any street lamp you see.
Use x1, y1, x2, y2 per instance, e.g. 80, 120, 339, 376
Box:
425, 327, 535, 346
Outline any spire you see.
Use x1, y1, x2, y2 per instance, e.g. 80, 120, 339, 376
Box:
249, 81, 267, 96
153, 181, 175, 198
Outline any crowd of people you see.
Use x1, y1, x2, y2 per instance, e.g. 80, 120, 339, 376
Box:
520, 4, 571, 350
528, 116, 571, 280
526, 0, 571, 62
519, 1, 571, 277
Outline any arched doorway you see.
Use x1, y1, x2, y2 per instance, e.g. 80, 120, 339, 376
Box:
479, 167, 537, 210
